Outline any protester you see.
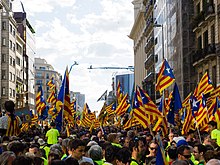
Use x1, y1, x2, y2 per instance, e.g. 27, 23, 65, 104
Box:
193, 144, 206, 165
208, 121, 220, 147
0, 151, 16, 165
67, 138, 94, 164
0, 101, 22, 136
46, 122, 60, 146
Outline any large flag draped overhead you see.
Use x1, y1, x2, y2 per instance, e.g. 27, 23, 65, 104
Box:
156, 59, 175, 94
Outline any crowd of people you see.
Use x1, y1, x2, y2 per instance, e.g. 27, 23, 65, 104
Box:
0, 100, 220, 165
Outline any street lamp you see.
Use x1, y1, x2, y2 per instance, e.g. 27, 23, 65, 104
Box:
69, 61, 79, 73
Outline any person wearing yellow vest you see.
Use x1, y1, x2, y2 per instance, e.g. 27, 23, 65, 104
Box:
129, 137, 145, 165
0, 100, 22, 136
46, 122, 60, 146
208, 121, 220, 147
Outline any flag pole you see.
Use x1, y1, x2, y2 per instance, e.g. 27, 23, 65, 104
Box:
61, 67, 67, 132
195, 120, 202, 144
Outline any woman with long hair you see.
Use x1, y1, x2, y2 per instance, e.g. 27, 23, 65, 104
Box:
0, 100, 22, 136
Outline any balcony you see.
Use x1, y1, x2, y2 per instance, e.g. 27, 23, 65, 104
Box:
144, 37, 154, 54
16, 76, 23, 83
144, 0, 153, 20
192, 11, 206, 32
192, 49, 204, 64
192, 44, 216, 66
144, 53, 155, 70
144, 72, 155, 82
204, 3, 215, 21
205, 43, 216, 58
144, 16, 154, 37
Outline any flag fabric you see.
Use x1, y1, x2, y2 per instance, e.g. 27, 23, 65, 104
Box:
47, 76, 55, 90
191, 96, 200, 117
97, 90, 107, 102
105, 103, 115, 116
123, 116, 140, 130
31, 115, 38, 126
138, 86, 162, 121
36, 85, 46, 116
167, 83, 182, 125
115, 93, 130, 117
211, 97, 220, 129
70, 99, 76, 116
63, 68, 74, 123
156, 135, 168, 165
153, 116, 168, 137
182, 105, 194, 135
182, 92, 192, 108
197, 72, 214, 96
81, 103, 94, 127
156, 59, 175, 94
196, 94, 208, 125
47, 90, 57, 104
54, 66, 73, 131
116, 81, 124, 104
132, 91, 149, 128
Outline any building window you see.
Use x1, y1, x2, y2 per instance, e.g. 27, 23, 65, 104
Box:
39, 67, 46, 70
2, 21, 6, 30
9, 24, 12, 33
203, 30, 208, 49
16, 56, 21, 66
13, 74, 15, 82
47, 86, 50, 91
9, 40, 12, 49
13, 58, 15, 67
211, 25, 215, 44
10, 72, 12, 81
36, 72, 42, 78
46, 73, 50, 79
2, 54, 6, 63
13, 43, 15, 51
2, 38, 6, 46
16, 43, 22, 54
36, 80, 42, 85
9, 88, 12, 97
13, 89, 15, 97
2, 87, 6, 95
10, 56, 12, 65
2, 70, 6, 79
13, 28, 15, 36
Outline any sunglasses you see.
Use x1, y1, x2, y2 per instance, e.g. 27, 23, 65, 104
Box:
150, 147, 157, 151
182, 154, 191, 159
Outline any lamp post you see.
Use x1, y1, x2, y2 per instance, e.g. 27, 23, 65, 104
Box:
69, 61, 79, 73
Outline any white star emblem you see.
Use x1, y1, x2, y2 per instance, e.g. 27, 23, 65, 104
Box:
166, 68, 170, 73
192, 99, 199, 107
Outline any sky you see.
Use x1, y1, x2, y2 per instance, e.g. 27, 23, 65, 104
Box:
12, 0, 134, 112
